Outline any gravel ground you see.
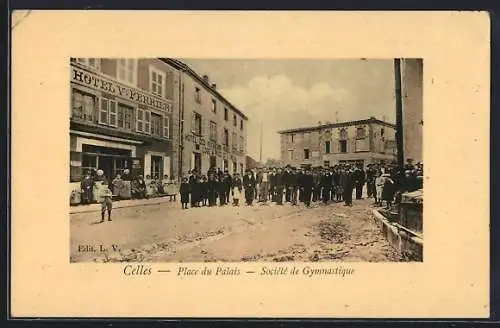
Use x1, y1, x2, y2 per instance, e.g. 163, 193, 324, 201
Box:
70, 197, 403, 263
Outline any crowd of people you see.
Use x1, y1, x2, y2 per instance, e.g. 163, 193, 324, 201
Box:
73, 160, 423, 222
178, 159, 423, 210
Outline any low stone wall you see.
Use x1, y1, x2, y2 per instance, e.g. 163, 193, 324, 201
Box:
372, 209, 423, 261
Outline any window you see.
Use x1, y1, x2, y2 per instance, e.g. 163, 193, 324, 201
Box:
149, 66, 166, 98
240, 120, 244, 131
304, 149, 310, 160
163, 116, 170, 139
232, 132, 237, 150
136, 108, 151, 134
151, 113, 162, 137
325, 141, 331, 153
151, 156, 163, 179
340, 128, 348, 139
289, 134, 294, 143
239, 136, 244, 152
289, 150, 294, 160
192, 112, 202, 135
356, 127, 366, 139
195, 87, 201, 103
99, 98, 117, 127
72, 90, 95, 122
224, 129, 229, 146
76, 58, 100, 70
117, 59, 137, 85
117, 103, 134, 131
224, 108, 229, 121
233, 114, 237, 126
240, 163, 244, 174
340, 140, 347, 153
211, 99, 217, 113
380, 128, 385, 137
209, 121, 217, 141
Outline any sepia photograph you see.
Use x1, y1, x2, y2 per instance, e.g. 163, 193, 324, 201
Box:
69, 57, 424, 263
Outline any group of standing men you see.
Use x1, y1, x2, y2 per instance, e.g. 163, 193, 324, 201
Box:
179, 163, 385, 209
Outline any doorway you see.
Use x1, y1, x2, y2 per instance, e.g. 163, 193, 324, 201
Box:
210, 155, 216, 169
194, 152, 202, 173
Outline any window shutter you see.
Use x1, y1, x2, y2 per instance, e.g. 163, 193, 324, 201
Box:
99, 98, 108, 124
136, 108, 143, 132
163, 116, 169, 138
145, 111, 151, 134
191, 112, 196, 133
109, 101, 117, 126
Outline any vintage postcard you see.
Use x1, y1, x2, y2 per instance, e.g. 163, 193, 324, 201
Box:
11, 11, 489, 318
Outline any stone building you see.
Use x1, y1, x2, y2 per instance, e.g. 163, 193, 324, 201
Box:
69, 58, 178, 191
401, 58, 423, 163
278, 117, 396, 168
161, 59, 248, 177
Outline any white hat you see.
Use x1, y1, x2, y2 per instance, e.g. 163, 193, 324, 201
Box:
97, 169, 104, 176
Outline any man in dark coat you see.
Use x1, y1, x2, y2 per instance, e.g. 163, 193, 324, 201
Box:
366, 164, 376, 199
243, 169, 257, 205
343, 169, 355, 206
274, 167, 284, 205
320, 168, 332, 205
80, 171, 94, 204
312, 168, 322, 202
188, 170, 197, 207
354, 166, 366, 199
289, 167, 299, 205
283, 166, 292, 202
223, 169, 232, 204
301, 168, 314, 207
268, 168, 276, 201
206, 173, 218, 206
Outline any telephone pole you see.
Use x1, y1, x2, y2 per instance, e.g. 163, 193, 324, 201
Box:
394, 58, 404, 171
259, 121, 263, 164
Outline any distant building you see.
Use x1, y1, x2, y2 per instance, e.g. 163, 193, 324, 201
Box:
401, 59, 423, 163
278, 117, 396, 168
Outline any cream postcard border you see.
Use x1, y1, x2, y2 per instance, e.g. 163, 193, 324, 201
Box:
11, 11, 490, 318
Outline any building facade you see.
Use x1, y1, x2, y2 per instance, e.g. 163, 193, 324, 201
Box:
69, 58, 179, 191
401, 58, 423, 163
278, 117, 396, 168
161, 59, 248, 177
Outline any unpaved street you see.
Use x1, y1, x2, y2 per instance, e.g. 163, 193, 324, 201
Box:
70, 198, 402, 263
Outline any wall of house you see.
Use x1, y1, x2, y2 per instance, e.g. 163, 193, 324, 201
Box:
180, 72, 247, 176
402, 58, 423, 163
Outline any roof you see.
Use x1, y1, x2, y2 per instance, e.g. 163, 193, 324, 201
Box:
277, 117, 396, 134
159, 58, 249, 120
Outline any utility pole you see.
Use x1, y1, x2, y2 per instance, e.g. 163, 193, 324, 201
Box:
259, 121, 263, 164
394, 58, 404, 171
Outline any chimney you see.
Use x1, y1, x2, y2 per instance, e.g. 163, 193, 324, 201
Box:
203, 75, 209, 83
212, 83, 216, 89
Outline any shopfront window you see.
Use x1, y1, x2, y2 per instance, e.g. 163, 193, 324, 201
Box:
151, 156, 163, 179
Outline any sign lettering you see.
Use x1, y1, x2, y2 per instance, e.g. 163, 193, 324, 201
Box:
71, 66, 172, 112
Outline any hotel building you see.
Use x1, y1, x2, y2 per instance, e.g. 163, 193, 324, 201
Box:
69, 58, 179, 189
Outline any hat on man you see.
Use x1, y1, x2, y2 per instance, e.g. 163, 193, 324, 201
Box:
97, 169, 104, 176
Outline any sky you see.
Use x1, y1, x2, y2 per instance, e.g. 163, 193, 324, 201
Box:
181, 59, 397, 162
